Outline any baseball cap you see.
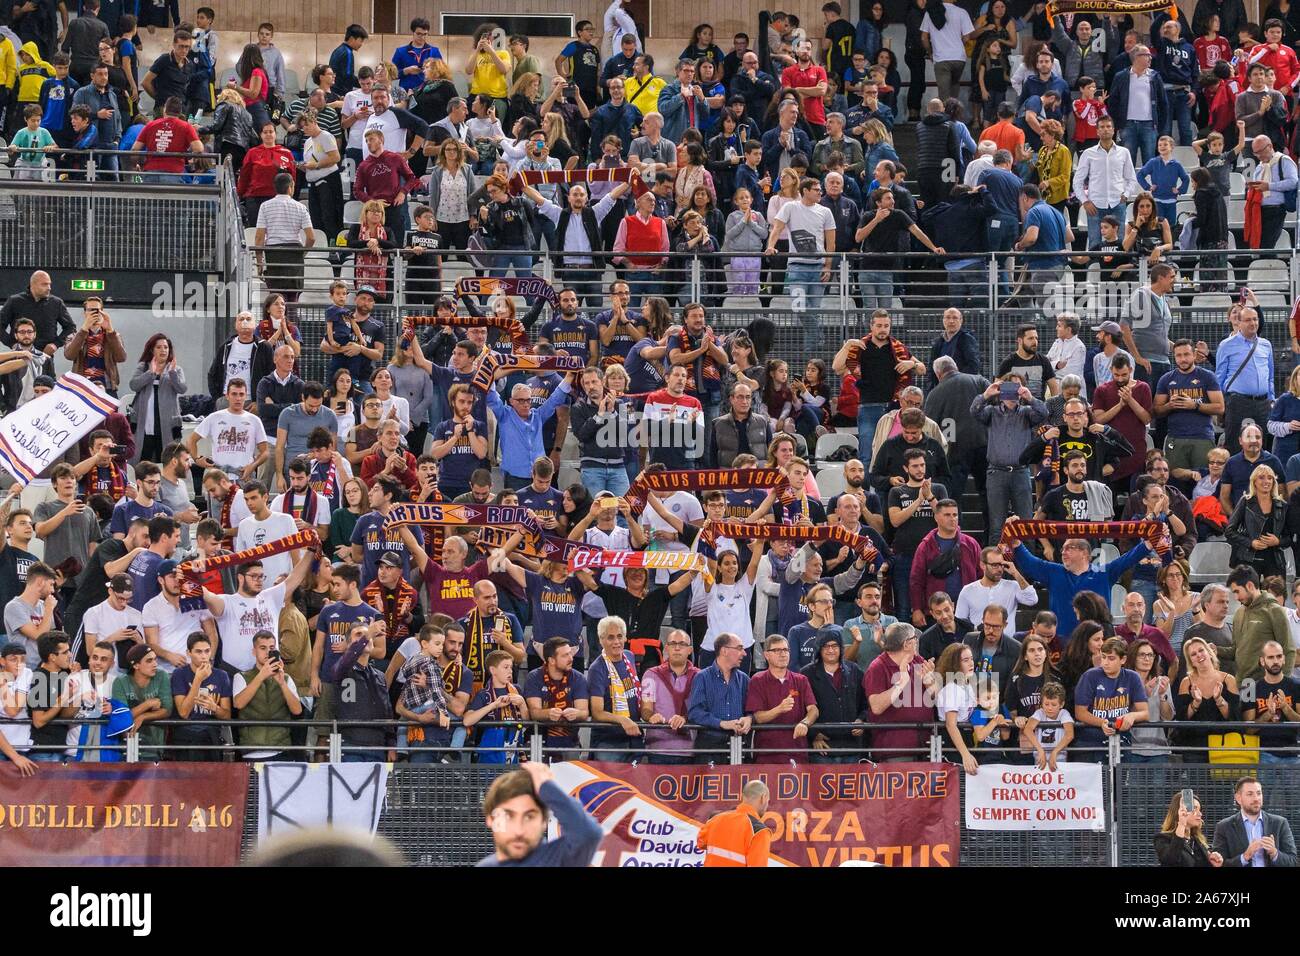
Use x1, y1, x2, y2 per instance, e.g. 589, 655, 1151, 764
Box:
104, 699, 136, 739
126, 644, 153, 667
108, 573, 133, 593
1092, 320, 1123, 335
156, 559, 179, 578
356, 285, 378, 298
0, 642, 25, 658
378, 552, 404, 568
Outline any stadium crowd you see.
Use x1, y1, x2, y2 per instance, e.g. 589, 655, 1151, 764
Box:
1, 2, 1300, 780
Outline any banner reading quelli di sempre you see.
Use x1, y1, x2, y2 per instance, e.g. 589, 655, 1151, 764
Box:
551, 761, 959, 867
0, 764, 249, 865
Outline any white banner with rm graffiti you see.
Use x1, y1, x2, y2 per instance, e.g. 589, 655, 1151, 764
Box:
964, 763, 1106, 831
255, 762, 390, 839
0, 372, 117, 485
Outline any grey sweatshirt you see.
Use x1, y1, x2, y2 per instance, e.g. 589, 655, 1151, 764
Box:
970, 395, 1049, 466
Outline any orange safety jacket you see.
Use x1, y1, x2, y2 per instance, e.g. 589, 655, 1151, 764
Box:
696, 802, 772, 867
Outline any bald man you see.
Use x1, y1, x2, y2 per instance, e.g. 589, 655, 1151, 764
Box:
0, 270, 76, 355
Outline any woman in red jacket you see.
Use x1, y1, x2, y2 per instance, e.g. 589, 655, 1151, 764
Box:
236, 121, 296, 224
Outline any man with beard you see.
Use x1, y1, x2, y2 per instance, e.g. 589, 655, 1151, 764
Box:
477, 760, 601, 866
1037, 451, 1114, 556
1119, 455, 1197, 555
925, 356, 990, 504
843, 581, 898, 668
1091, 353, 1152, 495
1243, 641, 1300, 764
457, 580, 524, 689
956, 546, 1037, 628
835, 310, 925, 466
198, 550, 313, 674
1011, 534, 1154, 636
1020, 397, 1133, 484
524, 182, 632, 309
362, 551, 418, 654
142, 559, 218, 673
270, 458, 331, 542
802, 628, 868, 762
997, 323, 1060, 401
781, 39, 829, 137
819, 492, 889, 618
918, 592, 972, 661
65, 517, 147, 665
886, 449, 947, 625
525, 637, 590, 757
825, 457, 885, 536
1154, 339, 1223, 482
869, 408, 950, 497
533, 287, 600, 365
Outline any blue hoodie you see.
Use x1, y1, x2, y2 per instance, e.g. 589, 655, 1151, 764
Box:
1138, 155, 1190, 202
1013, 541, 1152, 636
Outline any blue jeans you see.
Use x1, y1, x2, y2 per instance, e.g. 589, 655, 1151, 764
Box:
947, 260, 988, 309
1123, 753, 1169, 763
1163, 87, 1195, 145
581, 464, 631, 498
626, 270, 663, 306
1086, 203, 1127, 249
859, 269, 894, 310
987, 213, 1018, 296
1131, 576, 1159, 623
1155, 200, 1178, 227
30, 751, 63, 763
857, 403, 889, 462
785, 262, 826, 352
1122, 120, 1158, 168
1259, 751, 1300, 764
490, 252, 534, 279
986, 466, 1032, 545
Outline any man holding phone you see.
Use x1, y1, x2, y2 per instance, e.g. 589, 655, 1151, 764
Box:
80, 572, 142, 674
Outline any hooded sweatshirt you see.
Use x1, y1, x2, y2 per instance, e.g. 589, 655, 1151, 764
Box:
1227, 590, 1294, 685
800, 630, 867, 746
16, 41, 54, 103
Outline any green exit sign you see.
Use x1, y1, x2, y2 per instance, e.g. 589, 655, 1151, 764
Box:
71, 279, 104, 292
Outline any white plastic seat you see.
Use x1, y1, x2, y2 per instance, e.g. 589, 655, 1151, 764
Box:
816, 466, 848, 503
343, 200, 363, 225
1188, 541, 1232, 585
814, 431, 859, 463
1247, 258, 1289, 290
1190, 293, 1232, 311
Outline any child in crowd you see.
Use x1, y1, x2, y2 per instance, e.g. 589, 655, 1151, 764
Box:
8, 104, 55, 180
1024, 681, 1074, 769
969, 681, 1014, 753
1071, 76, 1105, 153
1137, 135, 1190, 226
396, 624, 452, 763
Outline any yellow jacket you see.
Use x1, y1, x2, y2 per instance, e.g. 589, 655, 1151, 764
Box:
15, 41, 53, 103
1036, 143, 1072, 207
0, 35, 16, 92
626, 74, 665, 118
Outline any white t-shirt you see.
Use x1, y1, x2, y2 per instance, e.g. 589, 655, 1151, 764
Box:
270, 492, 333, 530
580, 525, 633, 618
195, 410, 268, 476
141, 594, 214, 673
81, 598, 142, 679
223, 340, 255, 394
640, 491, 704, 583
1047, 336, 1088, 393
304, 130, 339, 183
377, 395, 411, 435
704, 576, 756, 649
362, 108, 410, 155
0, 666, 32, 748
343, 87, 374, 151
232, 671, 299, 759
392, 636, 422, 686
1029, 706, 1074, 753
954, 578, 1039, 627
774, 200, 836, 264
66, 669, 112, 754
216, 583, 288, 672
937, 680, 977, 720
234, 512, 300, 582
920, 4, 975, 62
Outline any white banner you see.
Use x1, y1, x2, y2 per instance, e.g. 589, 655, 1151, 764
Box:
963, 763, 1105, 831
0, 372, 117, 485
255, 762, 390, 838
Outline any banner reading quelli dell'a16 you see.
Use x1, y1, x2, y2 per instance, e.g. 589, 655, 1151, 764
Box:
550, 761, 960, 867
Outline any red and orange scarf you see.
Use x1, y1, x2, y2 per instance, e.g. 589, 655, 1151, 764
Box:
82, 462, 127, 502
541, 668, 576, 738
362, 577, 419, 640
851, 336, 914, 402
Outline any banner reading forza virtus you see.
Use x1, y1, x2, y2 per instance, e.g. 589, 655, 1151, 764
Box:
551, 761, 959, 867
0, 763, 249, 866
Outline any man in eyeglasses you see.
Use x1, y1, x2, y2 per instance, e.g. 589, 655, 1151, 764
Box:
961, 604, 1022, 694
1020, 396, 1133, 485
956, 546, 1037, 628
640, 629, 699, 765
747, 634, 818, 763
483, 373, 574, 491
687, 631, 751, 760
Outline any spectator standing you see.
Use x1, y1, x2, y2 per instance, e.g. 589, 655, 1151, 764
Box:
1211, 776, 1298, 867
921, 0, 976, 102
70, 60, 120, 171
328, 24, 368, 99
914, 98, 962, 206
141, 28, 194, 120
61, 0, 107, 84
972, 377, 1049, 542
908, 499, 981, 628
1245, 134, 1297, 249
1108, 45, 1166, 166
466, 25, 511, 116
1215, 307, 1274, 456
1073, 116, 1138, 247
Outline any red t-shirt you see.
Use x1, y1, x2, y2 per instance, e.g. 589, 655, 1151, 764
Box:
1091, 378, 1152, 480
1072, 98, 1107, 142
780, 63, 829, 125
745, 668, 815, 762
139, 116, 200, 173
1194, 35, 1232, 71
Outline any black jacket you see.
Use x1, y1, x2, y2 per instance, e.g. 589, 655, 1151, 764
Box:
922, 190, 996, 255
1212, 811, 1299, 867
961, 631, 1024, 694
801, 631, 868, 747
870, 434, 951, 495
0, 290, 75, 352
914, 113, 960, 176
570, 396, 634, 467
1192, 0, 1245, 39
207, 335, 275, 400
1153, 831, 1216, 867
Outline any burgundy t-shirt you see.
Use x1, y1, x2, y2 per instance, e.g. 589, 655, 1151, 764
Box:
420, 558, 490, 620
745, 669, 815, 762
862, 653, 933, 756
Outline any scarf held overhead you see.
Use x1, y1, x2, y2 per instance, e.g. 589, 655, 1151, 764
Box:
177, 529, 321, 611
998, 519, 1168, 554
471, 350, 586, 391
401, 313, 528, 351
625, 468, 797, 516
382, 502, 544, 538
510, 165, 648, 198
700, 520, 881, 561
456, 275, 558, 307
1044, 0, 1177, 24
565, 547, 713, 581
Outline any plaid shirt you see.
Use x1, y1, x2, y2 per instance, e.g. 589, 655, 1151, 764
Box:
398, 653, 449, 713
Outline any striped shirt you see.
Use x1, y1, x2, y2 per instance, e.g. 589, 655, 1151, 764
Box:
256, 195, 312, 245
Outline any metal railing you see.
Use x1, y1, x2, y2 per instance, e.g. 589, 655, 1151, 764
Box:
0, 146, 224, 184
